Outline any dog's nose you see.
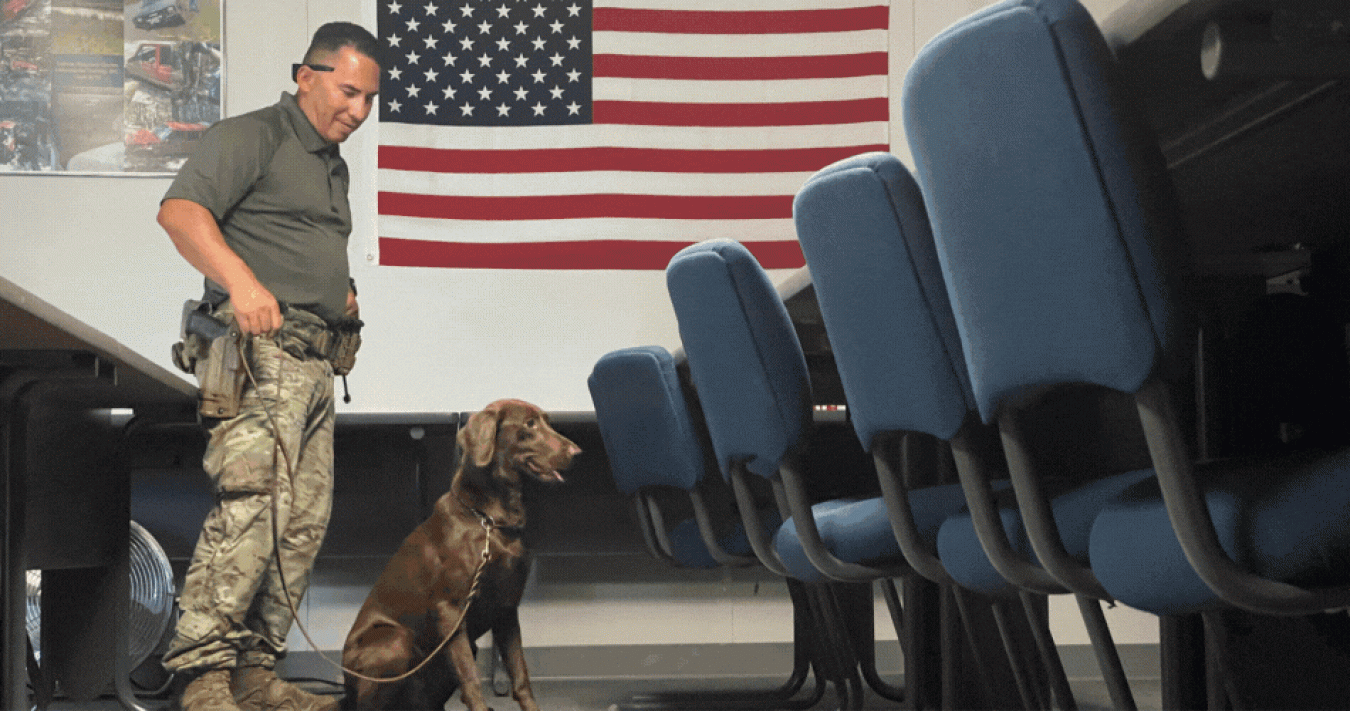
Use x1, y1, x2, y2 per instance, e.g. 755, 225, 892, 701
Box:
569, 443, 582, 456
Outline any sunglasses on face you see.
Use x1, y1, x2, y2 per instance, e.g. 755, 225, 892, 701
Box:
291, 63, 334, 82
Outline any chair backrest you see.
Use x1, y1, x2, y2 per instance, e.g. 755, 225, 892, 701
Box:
902, 0, 1190, 422
793, 151, 974, 449
665, 240, 812, 480
588, 345, 708, 495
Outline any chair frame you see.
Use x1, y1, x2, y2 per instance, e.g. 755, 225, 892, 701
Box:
1135, 376, 1350, 615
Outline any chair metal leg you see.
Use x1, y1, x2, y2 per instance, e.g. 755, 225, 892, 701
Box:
990, 598, 1044, 710
836, 580, 905, 704
949, 587, 1009, 710
1160, 614, 1208, 711
1020, 591, 1077, 711
619, 579, 825, 710
1075, 595, 1137, 710
809, 584, 865, 710
1201, 610, 1242, 711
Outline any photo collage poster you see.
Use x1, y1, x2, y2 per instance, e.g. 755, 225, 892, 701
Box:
0, 0, 220, 173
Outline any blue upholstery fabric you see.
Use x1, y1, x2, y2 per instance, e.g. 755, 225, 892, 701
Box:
673, 508, 784, 570
666, 240, 812, 480
775, 483, 1009, 584
790, 150, 1014, 584
793, 152, 973, 447
589, 346, 704, 494
937, 469, 1154, 594
1091, 450, 1350, 615
905, 0, 1350, 616
589, 345, 748, 570
902, 0, 1188, 424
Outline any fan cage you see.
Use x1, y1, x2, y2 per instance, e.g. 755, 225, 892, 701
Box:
26, 520, 176, 671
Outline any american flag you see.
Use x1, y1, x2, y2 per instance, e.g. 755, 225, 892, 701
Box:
376, 0, 889, 269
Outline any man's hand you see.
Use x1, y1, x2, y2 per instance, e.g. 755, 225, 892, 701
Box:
232, 281, 283, 336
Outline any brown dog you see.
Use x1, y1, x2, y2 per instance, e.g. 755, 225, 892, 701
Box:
341, 399, 579, 710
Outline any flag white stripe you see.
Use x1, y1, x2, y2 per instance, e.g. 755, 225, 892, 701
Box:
380, 215, 797, 244
377, 121, 888, 151
593, 29, 886, 57
592, 76, 885, 103
597, 0, 882, 12
380, 168, 816, 197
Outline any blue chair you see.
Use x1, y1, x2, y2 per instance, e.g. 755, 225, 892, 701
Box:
588, 345, 825, 710
590, 346, 760, 571
795, 149, 1128, 711
666, 238, 963, 709
904, 0, 1350, 705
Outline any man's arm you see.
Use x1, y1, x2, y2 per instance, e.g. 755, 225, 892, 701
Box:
159, 197, 283, 336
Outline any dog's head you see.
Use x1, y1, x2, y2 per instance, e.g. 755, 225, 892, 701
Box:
458, 399, 579, 486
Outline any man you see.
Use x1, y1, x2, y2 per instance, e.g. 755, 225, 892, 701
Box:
158, 22, 380, 711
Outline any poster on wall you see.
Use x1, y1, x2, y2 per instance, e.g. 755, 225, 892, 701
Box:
0, 0, 219, 174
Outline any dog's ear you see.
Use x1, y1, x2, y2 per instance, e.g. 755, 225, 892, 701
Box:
458, 401, 504, 470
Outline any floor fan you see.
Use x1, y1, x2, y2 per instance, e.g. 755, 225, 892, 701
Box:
25, 521, 177, 682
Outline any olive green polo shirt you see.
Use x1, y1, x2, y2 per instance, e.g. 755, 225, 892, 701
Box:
165, 92, 351, 323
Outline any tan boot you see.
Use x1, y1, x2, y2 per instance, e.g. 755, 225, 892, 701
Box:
179, 669, 242, 711
233, 665, 339, 711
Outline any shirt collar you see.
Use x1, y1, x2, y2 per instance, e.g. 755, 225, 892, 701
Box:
278, 91, 335, 155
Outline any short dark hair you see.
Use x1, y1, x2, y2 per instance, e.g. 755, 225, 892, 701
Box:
303, 21, 383, 70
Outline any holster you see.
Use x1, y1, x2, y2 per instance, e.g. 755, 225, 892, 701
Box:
171, 299, 248, 420
197, 330, 247, 419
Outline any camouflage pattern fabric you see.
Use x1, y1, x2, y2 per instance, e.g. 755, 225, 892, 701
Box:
163, 330, 336, 674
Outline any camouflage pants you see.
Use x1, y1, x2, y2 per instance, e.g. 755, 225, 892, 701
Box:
163, 334, 335, 674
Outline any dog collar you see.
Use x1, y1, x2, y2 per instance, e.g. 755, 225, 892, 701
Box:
458, 497, 526, 535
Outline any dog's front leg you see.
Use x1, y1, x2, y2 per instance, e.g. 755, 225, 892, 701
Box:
492, 612, 539, 711
439, 630, 491, 711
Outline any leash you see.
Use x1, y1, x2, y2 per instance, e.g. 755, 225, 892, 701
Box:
240, 335, 493, 685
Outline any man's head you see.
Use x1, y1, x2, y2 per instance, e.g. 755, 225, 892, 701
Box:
294, 22, 382, 144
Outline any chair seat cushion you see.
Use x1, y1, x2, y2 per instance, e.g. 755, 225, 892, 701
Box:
773, 483, 980, 583
668, 509, 783, 570
1091, 448, 1350, 616
937, 468, 1155, 594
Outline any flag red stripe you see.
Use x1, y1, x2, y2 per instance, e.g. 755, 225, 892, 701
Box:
593, 53, 887, 80
592, 7, 887, 34
379, 145, 888, 174
379, 237, 806, 270
379, 192, 794, 220
592, 98, 887, 126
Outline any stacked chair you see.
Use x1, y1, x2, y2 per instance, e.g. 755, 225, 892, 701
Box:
666, 237, 1078, 710
664, 240, 929, 710
903, 0, 1350, 707
588, 345, 830, 710
590, 346, 770, 573
794, 146, 1150, 711
593, 0, 1350, 706
591, 344, 831, 706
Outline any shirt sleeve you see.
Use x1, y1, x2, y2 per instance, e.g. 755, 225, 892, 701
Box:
162, 110, 280, 221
